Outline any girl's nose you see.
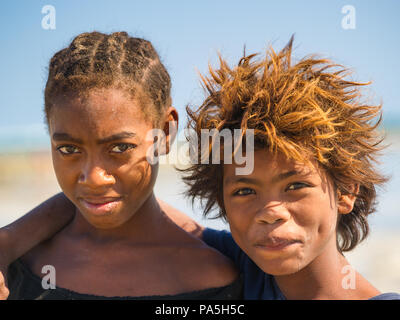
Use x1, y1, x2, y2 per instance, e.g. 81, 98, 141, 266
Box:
79, 161, 115, 189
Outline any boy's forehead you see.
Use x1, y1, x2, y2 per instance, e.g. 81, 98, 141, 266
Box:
224, 149, 318, 178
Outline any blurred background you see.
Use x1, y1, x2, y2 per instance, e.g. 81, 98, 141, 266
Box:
0, 0, 399, 293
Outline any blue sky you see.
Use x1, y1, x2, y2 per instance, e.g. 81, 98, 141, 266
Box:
1, 0, 400, 145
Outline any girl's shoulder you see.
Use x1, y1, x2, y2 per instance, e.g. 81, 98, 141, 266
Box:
165, 226, 240, 291
7, 258, 243, 300
158, 202, 239, 287
17, 215, 240, 297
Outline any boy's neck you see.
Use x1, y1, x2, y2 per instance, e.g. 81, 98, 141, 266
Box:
273, 240, 380, 300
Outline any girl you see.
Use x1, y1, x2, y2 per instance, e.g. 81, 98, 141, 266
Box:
0, 31, 241, 300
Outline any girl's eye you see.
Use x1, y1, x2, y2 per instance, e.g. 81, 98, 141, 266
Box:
110, 143, 136, 153
286, 182, 309, 191
233, 188, 256, 196
57, 145, 80, 155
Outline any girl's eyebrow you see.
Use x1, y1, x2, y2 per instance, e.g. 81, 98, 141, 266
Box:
97, 132, 136, 144
52, 133, 83, 144
52, 131, 136, 144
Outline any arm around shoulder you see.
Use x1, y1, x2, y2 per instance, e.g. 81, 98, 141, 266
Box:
157, 198, 205, 239
0, 192, 75, 266
0, 229, 11, 300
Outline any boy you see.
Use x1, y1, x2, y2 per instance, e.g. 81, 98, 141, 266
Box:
179, 38, 399, 299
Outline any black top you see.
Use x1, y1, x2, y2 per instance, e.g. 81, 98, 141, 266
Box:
7, 259, 243, 300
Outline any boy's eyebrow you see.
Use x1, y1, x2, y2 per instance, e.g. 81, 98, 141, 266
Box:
52, 131, 136, 144
224, 177, 263, 186
271, 170, 302, 183
225, 170, 309, 186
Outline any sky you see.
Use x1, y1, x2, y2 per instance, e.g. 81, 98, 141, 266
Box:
1, 0, 400, 150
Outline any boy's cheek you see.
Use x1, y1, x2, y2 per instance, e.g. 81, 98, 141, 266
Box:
225, 209, 253, 243
225, 205, 253, 230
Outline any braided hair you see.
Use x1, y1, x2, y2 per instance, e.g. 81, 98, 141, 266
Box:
44, 31, 171, 125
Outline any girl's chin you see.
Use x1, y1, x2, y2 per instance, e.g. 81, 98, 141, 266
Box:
78, 208, 128, 230
82, 215, 126, 230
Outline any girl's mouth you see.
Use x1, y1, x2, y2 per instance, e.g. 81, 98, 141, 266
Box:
79, 197, 123, 216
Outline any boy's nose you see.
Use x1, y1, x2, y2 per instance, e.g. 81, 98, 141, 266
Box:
255, 201, 291, 225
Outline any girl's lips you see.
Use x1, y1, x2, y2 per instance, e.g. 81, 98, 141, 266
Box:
79, 198, 122, 216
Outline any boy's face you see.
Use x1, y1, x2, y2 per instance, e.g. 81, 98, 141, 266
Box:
223, 150, 346, 276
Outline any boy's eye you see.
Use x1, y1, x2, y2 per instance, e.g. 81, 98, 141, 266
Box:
57, 145, 80, 155
110, 143, 136, 153
286, 182, 309, 191
233, 188, 256, 196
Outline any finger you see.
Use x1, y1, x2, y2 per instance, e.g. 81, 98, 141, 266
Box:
0, 272, 5, 288
0, 286, 9, 300
0, 271, 10, 300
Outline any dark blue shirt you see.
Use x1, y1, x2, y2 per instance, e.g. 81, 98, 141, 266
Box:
202, 228, 400, 300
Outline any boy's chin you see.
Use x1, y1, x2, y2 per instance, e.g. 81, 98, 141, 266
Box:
257, 258, 306, 276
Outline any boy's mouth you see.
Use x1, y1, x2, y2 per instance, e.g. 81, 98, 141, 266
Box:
255, 236, 302, 251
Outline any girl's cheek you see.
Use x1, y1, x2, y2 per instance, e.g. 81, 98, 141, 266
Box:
53, 159, 80, 186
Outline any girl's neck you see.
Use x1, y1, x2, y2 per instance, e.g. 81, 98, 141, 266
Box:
66, 192, 165, 243
273, 241, 380, 300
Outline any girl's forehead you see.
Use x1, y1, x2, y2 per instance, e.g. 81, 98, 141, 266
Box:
49, 88, 153, 131
58, 88, 140, 113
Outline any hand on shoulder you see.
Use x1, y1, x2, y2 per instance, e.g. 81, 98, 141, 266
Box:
199, 244, 239, 288
0, 271, 9, 300
0, 230, 10, 300
157, 199, 239, 289
157, 198, 205, 238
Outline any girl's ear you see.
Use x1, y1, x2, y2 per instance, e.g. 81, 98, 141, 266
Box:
160, 107, 178, 155
337, 184, 360, 214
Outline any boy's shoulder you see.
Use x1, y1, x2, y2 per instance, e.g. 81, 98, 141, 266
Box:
202, 228, 244, 264
369, 292, 400, 300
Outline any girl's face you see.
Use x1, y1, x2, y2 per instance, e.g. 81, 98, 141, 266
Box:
49, 88, 159, 229
223, 150, 354, 276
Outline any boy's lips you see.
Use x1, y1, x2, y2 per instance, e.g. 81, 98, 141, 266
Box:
254, 236, 302, 251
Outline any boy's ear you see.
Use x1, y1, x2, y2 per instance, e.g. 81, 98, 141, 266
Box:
337, 184, 360, 215
160, 107, 178, 156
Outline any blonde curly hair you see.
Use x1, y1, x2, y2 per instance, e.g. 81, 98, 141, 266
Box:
182, 37, 388, 252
